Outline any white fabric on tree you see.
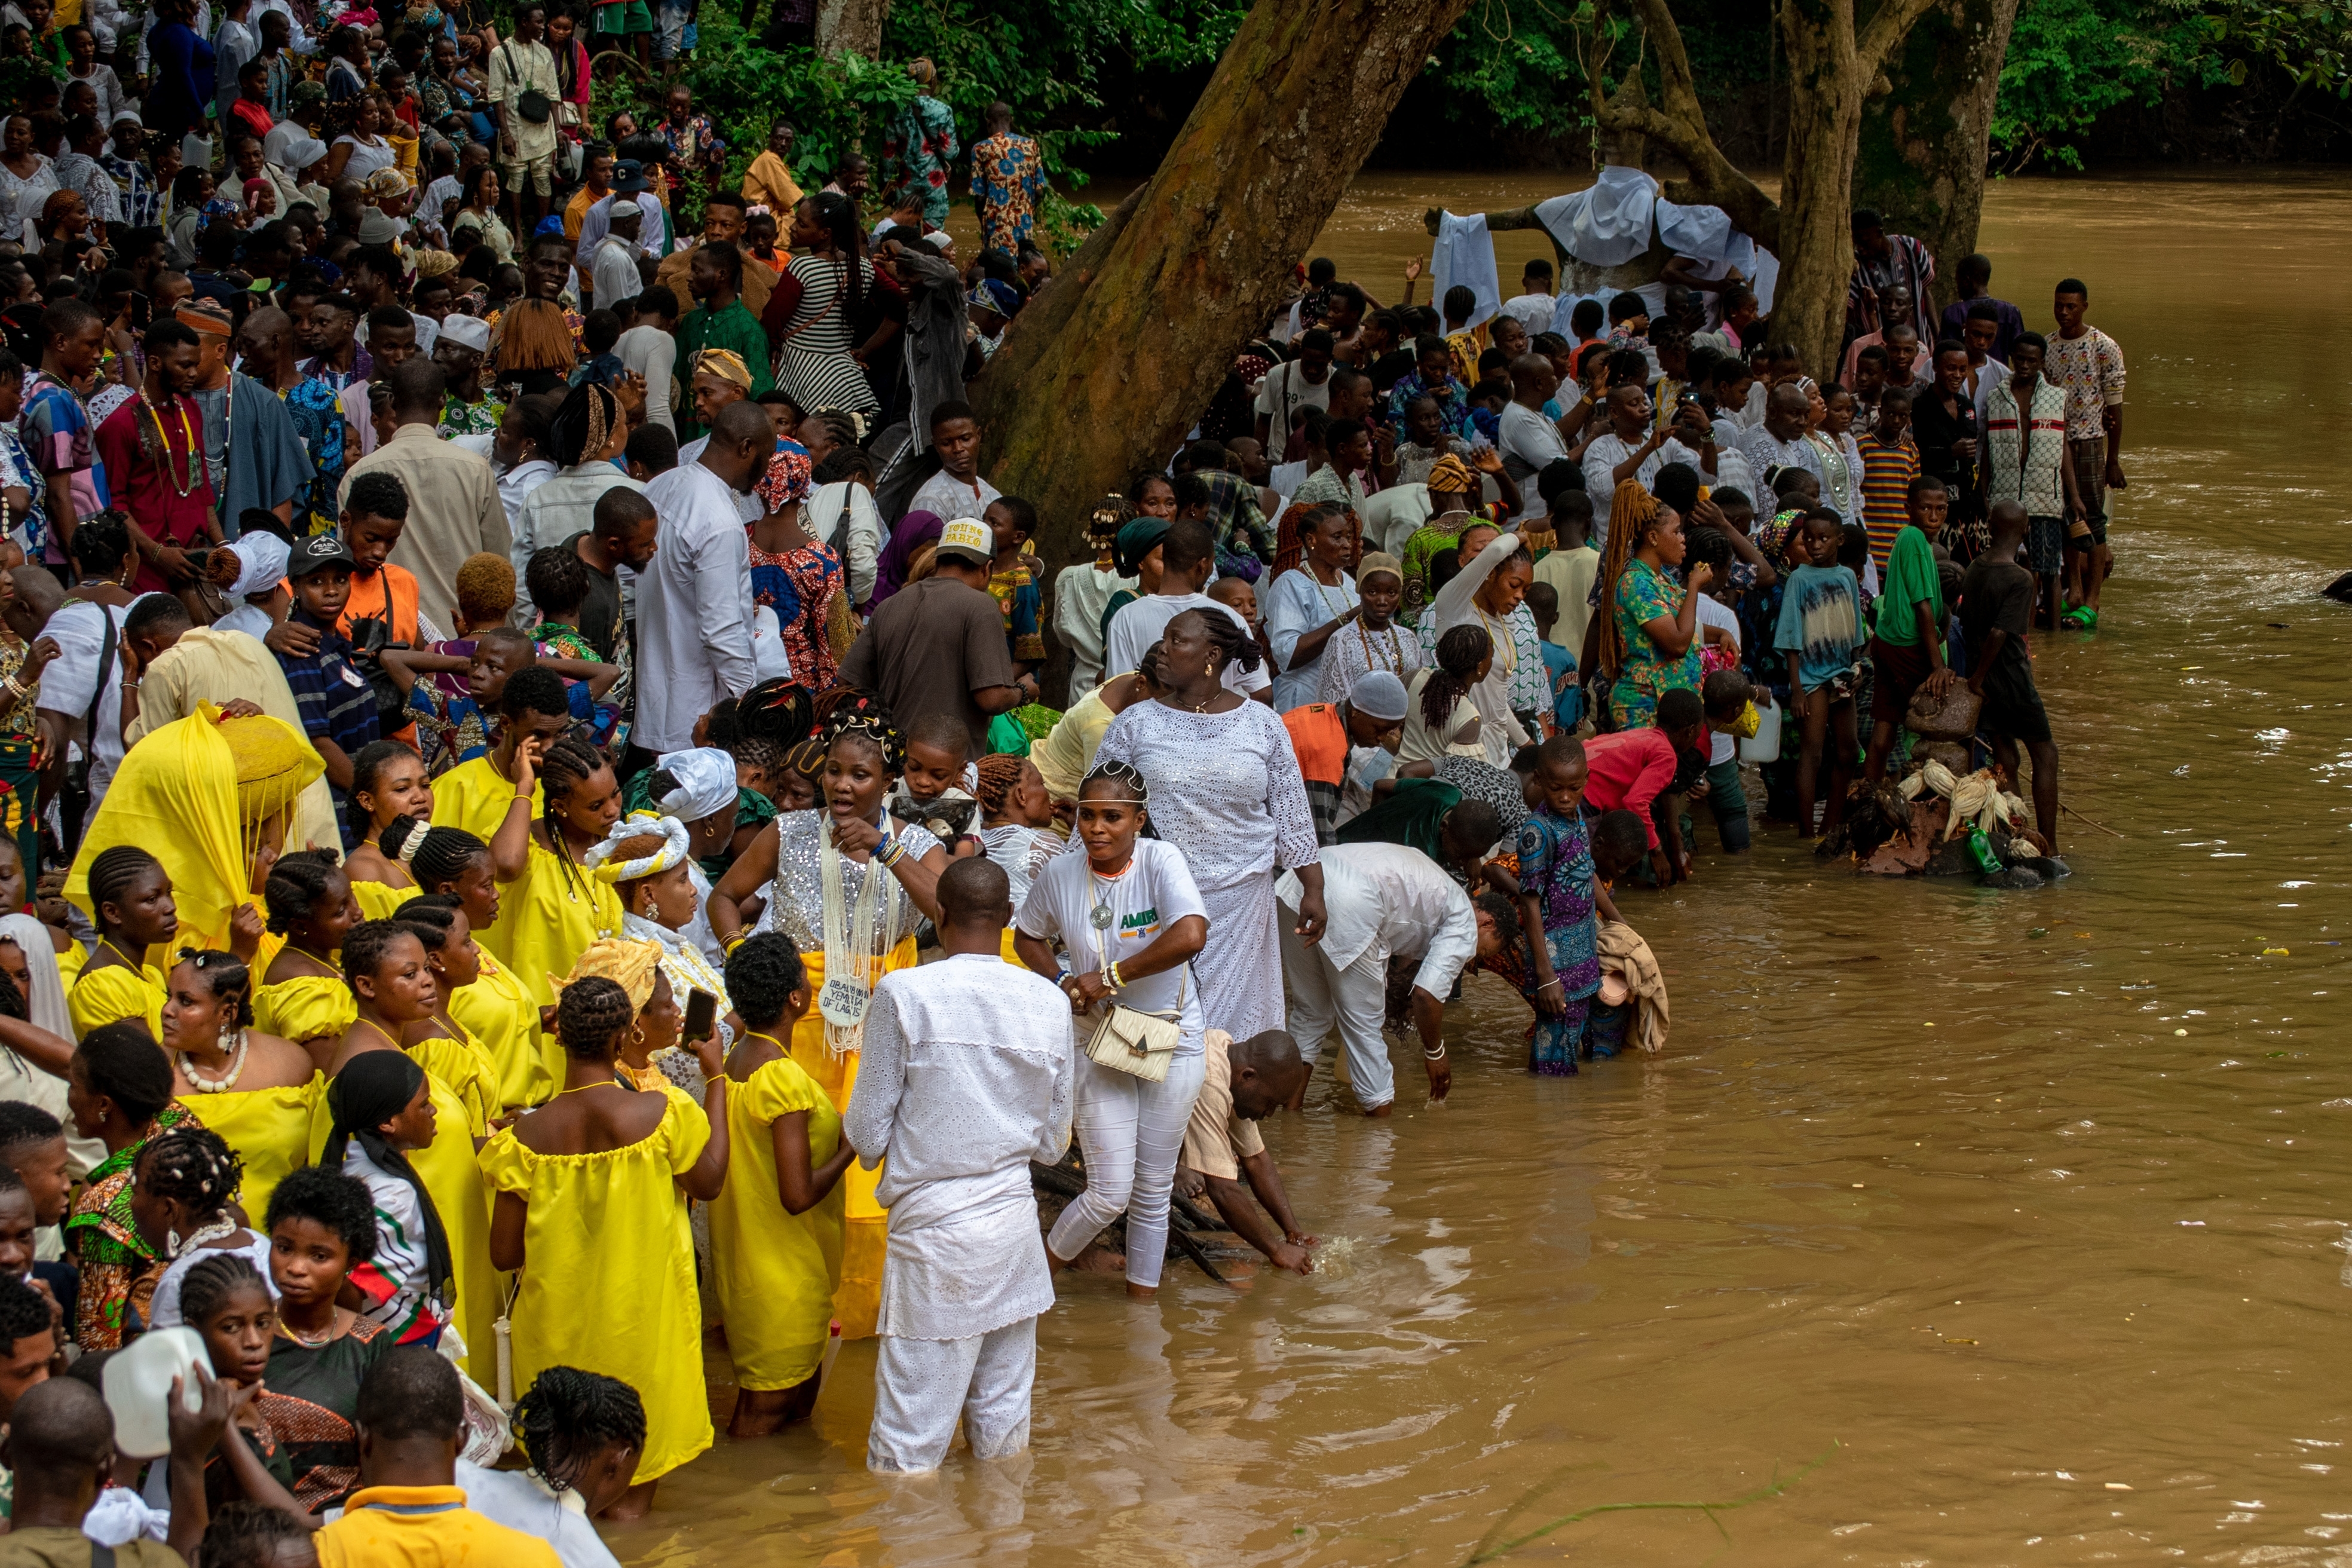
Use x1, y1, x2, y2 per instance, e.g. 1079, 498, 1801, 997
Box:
1430, 210, 1501, 333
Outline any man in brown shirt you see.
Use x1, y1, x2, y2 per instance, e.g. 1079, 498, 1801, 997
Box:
1175, 1028, 1316, 1274
838, 516, 1033, 752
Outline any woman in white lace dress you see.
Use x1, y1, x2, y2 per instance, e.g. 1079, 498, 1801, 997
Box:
1091, 608, 1325, 1042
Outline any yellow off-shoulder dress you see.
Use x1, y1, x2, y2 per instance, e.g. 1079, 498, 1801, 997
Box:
349, 879, 418, 923
186, 1071, 323, 1224
252, 975, 357, 1054
68, 960, 166, 1043
479, 838, 623, 1029
450, 950, 559, 1116
476, 1085, 712, 1484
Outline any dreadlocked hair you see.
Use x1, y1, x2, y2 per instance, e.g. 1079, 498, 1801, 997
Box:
85, 845, 162, 935
138, 1123, 243, 1220
1423, 623, 1492, 730
1592, 479, 1663, 680
535, 734, 609, 899
177, 1252, 268, 1327
1177, 606, 1262, 675
339, 918, 419, 986
555, 976, 635, 1061
264, 848, 345, 936
401, 823, 490, 892
736, 678, 816, 743
173, 949, 255, 1028
820, 693, 905, 774
513, 1366, 648, 1493
972, 753, 1025, 817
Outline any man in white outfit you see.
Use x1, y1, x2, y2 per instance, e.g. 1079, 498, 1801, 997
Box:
846, 858, 1074, 1473
632, 399, 764, 767
1277, 840, 1492, 1116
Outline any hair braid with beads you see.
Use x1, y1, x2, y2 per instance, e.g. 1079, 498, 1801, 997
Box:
138, 1124, 244, 1223
820, 693, 905, 774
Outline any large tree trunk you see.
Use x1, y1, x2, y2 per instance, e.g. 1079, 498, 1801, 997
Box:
1851, 0, 2022, 314
814, 0, 888, 59
1771, 0, 1874, 378
969, 0, 1475, 575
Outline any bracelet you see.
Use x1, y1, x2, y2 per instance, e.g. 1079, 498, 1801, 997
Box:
1105, 960, 1123, 991
1422, 1043, 1448, 1060
1536, 978, 1563, 994
721, 930, 748, 956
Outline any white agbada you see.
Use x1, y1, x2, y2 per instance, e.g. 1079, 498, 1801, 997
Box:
844, 952, 1074, 1472
636, 460, 759, 753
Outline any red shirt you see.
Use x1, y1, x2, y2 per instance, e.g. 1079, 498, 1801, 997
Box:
1580, 728, 1680, 849
94, 394, 215, 592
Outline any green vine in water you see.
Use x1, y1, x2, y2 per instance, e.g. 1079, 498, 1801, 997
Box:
1460, 1440, 1840, 1564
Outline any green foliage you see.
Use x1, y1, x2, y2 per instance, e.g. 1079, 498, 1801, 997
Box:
1992, 0, 2350, 170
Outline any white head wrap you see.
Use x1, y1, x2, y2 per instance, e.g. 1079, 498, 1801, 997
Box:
582, 814, 691, 884
0, 913, 72, 1043
654, 749, 738, 823
226, 532, 292, 599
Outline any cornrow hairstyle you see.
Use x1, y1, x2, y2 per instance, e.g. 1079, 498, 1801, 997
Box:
1175, 605, 1263, 675
0, 1101, 64, 1156
264, 1165, 378, 1264
137, 1123, 244, 1220
535, 734, 608, 898
811, 443, 873, 486
85, 844, 162, 934
75, 1024, 175, 1126
555, 976, 634, 1061
525, 544, 591, 619
264, 848, 344, 936
512, 1366, 647, 1493
173, 948, 256, 1029
1424, 623, 1493, 731
1473, 888, 1524, 947
177, 1252, 268, 1327
971, 752, 1023, 817
392, 900, 459, 952
398, 822, 491, 891
351, 739, 423, 802
821, 694, 905, 774
338, 918, 418, 987
200, 1501, 317, 1568
722, 932, 805, 1031
728, 734, 788, 791
0, 1272, 49, 1348
736, 678, 815, 744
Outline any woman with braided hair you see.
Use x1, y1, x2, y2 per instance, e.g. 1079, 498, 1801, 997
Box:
63, 1023, 200, 1346
477, 731, 627, 1055
396, 834, 550, 1116
973, 752, 1056, 912
1054, 494, 1141, 693
255, 849, 365, 1063
159, 948, 318, 1226
320, 919, 501, 1386
131, 1121, 276, 1335
339, 740, 436, 914
480, 972, 731, 1518
462, 1365, 644, 1550
708, 696, 948, 1338
1092, 608, 1325, 1045
66, 844, 180, 1043
1592, 477, 1708, 730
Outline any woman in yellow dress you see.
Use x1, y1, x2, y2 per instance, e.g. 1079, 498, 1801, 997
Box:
66, 708, 321, 1023
314, 920, 501, 1388
390, 828, 550, 1116
341, 740, 435, 918
158, 948, 320, 1224
480, 733, 626, 1050
480, 973, 730, 1519
256, 850, 365, 1067
709, 932, 848, 1437
709, 697, 947, 1340
66, 847, 179, 1043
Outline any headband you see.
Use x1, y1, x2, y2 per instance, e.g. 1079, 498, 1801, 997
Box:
582, 814, 691, 884
1081, 758, 1149, 806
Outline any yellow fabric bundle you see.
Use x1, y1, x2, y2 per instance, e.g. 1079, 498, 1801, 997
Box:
556, 936, 664, 1012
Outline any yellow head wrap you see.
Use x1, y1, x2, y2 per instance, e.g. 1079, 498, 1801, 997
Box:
692, 348, 752, 391
66, 705, 324, 955
556, 937, 664, 1013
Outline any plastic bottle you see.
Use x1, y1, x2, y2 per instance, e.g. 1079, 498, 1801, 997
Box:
1966, 829, 2003, 877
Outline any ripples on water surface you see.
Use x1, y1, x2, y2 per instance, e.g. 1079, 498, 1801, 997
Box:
616, 170, 2352, 1566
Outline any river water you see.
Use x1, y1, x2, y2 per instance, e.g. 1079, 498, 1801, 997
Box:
611, 170, 2352, 1566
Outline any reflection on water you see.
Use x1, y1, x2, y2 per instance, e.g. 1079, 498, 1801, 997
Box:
617, 171, 2352, 1564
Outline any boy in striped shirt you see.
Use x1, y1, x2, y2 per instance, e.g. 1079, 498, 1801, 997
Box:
1857, 386, 1921, 572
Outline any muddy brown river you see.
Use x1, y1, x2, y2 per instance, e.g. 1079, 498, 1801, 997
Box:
608, 169, 2352, 1566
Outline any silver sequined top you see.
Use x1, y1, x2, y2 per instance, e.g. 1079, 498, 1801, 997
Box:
757, 808, 942, 953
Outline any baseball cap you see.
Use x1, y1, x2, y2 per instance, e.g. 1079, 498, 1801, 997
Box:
286, 534, 358, 577
611, 160, 652, 194
935, 516, 994, 567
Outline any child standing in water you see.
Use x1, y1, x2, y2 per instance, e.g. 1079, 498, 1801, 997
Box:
1515, 736, 1626, 1074
1775, 509, 1863, 839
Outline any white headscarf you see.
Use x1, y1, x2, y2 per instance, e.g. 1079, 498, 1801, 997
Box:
0, 913, 99, 1178
583, 814, 690, 884
225, 532, 292, 599
653, 749, 737, 823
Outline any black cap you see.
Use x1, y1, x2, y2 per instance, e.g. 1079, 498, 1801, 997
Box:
287, 534, 357, 577
611, 160, 653, 195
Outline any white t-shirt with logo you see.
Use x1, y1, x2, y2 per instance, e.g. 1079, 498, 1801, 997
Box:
1016, 837, 1208, 1053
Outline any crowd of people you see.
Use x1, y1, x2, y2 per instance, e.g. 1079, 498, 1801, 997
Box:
0, 3, 2132, 1556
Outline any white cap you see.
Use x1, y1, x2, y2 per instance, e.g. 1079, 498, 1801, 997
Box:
609, 198, 641, 220
437, 313, 492, 353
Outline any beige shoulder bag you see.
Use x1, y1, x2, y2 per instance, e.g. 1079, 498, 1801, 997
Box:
1080, 871, 1184, 1083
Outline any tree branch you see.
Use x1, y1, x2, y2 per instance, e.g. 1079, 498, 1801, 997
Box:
1855, 0, 1946, 79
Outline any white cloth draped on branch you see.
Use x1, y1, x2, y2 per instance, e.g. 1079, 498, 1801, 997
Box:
1430, 211, 1502, 332
1527, 164, 1780, 316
